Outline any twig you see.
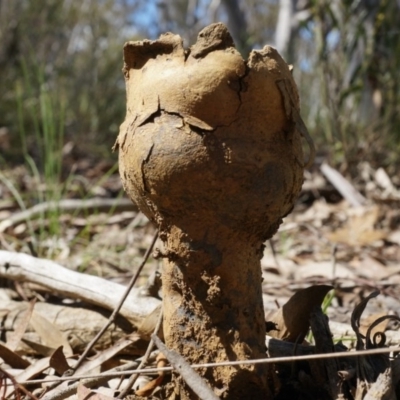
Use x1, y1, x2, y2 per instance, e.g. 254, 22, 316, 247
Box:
0, 366, 39, 400
20, 346, 400, 386
320, 163, 367, 207
41, 359, 143, 400
0, 198, 137, 233
331, 243, 337, 282
67, 230, 159, 375
117, 306, 163, 398
152, 335, 220, 400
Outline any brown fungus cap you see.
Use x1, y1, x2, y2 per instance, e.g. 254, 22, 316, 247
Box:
116, 23, 306, 242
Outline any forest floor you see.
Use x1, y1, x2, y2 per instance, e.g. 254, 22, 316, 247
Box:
1, 157, 400, 399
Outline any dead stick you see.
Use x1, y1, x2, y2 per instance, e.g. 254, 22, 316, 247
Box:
118, 306, 163, 398
20, 346, 400, 387
152, 335, 220, 400
0, 198, 137, 233
41, 359, 142, 400
0, 250, 161, 326
320, 163, 367, 207
1, 366, 40, 400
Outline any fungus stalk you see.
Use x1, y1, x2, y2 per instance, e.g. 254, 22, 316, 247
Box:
115, 23, 313, 399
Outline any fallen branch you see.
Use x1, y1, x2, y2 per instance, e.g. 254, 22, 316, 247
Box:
0, 198, 137, 233
0, 251, 160, 326
320, 163, 367, 207
0, 300, 132, 355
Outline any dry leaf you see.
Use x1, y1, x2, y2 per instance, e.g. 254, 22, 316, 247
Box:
328, 206, 386, 246
6, 299, 36, 351
349, 291, 396, 388
351, 256, 389, 280
49, 346, 70, 375
77, 383, 117, 400
14, 356, 51, 382
75, 335, 141, 376
375, 168, 394, 192
266, 285, 333, 343
30, 310, 73, 356
7, 356, 51, 398
294, 261, 355, 280
20, 338, 58, 357
135, 352, 167, 397
138, 304, 163, 340
0, 341, 30, 369
359, 312, 388, 338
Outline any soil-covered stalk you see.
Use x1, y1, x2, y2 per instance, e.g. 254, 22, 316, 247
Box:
161, 225, 268, 398
116, 22, 310, 399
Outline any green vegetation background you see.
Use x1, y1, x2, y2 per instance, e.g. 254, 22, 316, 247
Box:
1, 0, 399, 172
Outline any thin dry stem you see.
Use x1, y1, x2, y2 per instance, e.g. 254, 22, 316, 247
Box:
20, 346, 400, 386
117, 306, 163, 398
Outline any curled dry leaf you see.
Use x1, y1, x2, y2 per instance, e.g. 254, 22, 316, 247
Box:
365, 315, 400, 349
351, 291, 380, 350
49, 346, 70, 376
350, 291, 400, 397
359, 312, 389, 340
134, 352, 168, 397
266, 285, 333, 343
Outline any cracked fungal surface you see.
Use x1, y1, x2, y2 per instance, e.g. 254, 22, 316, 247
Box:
116, 22, 309, 400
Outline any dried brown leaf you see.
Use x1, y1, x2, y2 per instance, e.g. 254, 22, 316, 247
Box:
328, 206, 386, 246
49, 346, 70, 376
0, 341, 30, 369
354, 256, 390, 280
135, 375, 164, 397
20, 338, 57, 357
135, 352, 168, 396
13, 357, 51, 390
365, 315, 400, 349
6, 299, 35, 351
30, 310, 73, 356
7, 357, 49, 398
1, 365, 40, 400
266, 285, 333, 343
138, 304, 162, 340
